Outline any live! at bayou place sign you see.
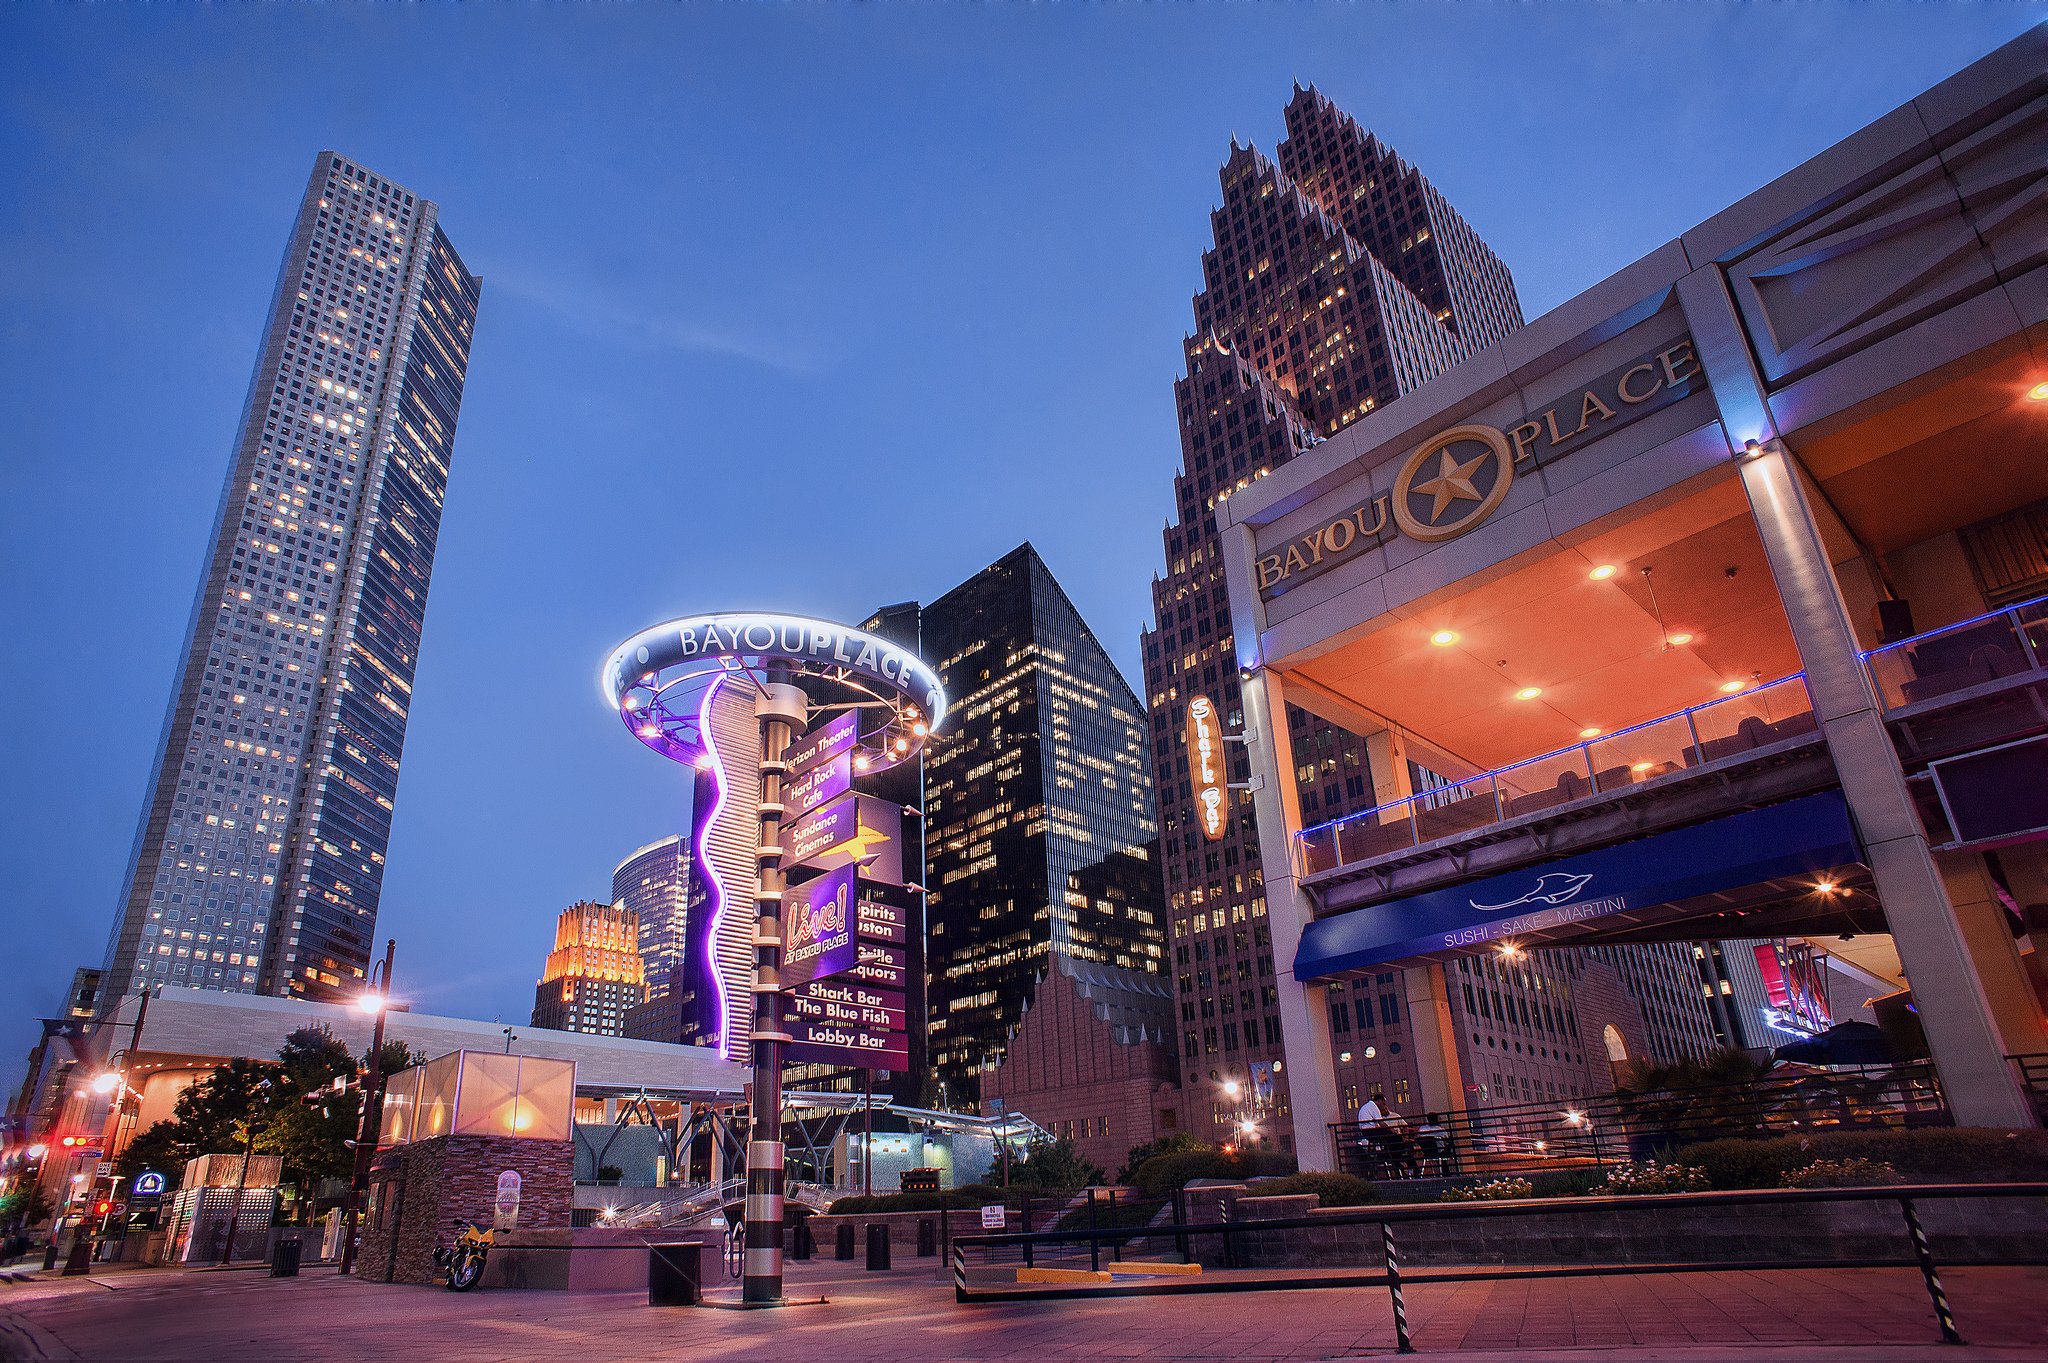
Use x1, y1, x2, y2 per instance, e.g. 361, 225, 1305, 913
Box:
1256, 338, 1707, 599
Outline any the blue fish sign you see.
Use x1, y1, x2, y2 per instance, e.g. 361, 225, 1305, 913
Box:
1471, 872, 1593, 912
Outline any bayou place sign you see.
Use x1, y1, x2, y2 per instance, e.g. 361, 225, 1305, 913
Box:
1256, 338, 1707, 599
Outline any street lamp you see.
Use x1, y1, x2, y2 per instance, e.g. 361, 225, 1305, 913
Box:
339, 938, 398, 1276
89, 1072, 120, 1097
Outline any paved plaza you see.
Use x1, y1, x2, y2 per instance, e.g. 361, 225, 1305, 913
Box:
2, 1257, 2045, 1361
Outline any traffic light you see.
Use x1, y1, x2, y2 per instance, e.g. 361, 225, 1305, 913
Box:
93, 1199, 113, 1219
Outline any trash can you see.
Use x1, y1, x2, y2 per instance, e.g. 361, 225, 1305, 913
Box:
270, 1237, 302, 1278
865, 1223, 891, 1271
916, 1218, 936, 1257
835, 1224, 856, 1260
791, 1218, 814, 1261
648, 1243, 702, 1306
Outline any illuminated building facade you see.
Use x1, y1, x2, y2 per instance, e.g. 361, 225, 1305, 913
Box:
531, 901, 649, 1036
613, 835, 691, 998
99, 151, 480, 1004
923, 544, 1168, 1107
1144, 90, 1523, 1140
1220, 32, 2048, 1168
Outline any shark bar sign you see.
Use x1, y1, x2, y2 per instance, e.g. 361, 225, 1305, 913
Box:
1257, 337, 1707, 599
1186, 696, 1228, 843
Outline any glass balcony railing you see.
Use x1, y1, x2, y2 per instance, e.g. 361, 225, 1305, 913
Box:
1293, 592, 2048, 882
1862, 594, 2047, 712
1296, 675, 1818, 878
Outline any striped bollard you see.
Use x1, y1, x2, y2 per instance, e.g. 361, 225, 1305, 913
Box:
1898, 1197, 1962, 1345
1382, 1221, 1413, 1354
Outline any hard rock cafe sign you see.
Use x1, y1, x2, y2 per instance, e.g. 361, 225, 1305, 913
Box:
1256, 337, 1707, 598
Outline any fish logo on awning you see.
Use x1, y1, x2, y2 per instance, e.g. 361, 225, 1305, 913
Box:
1471, 872, 1593, 912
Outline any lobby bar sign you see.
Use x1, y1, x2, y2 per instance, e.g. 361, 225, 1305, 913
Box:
1257, 338, 1707, 599
1186, 696, 1228, 843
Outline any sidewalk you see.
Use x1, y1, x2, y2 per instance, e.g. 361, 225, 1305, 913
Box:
1, 1256, 2043, 1360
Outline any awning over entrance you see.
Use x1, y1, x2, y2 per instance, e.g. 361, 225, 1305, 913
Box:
1293, 792, 1862, 979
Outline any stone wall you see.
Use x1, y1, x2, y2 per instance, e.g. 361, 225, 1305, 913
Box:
357, 1134, 574, 1285
1181, 1183, 2048, 1270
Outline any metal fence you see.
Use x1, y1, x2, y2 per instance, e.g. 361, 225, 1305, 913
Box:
1327, 1062, 1948, 1183
950, 1182, 2048, 1352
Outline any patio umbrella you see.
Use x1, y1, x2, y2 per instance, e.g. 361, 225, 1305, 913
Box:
1772, 1020, 1897, 1065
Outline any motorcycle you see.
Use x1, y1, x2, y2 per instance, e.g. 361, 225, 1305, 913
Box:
431, 1219, 494, 1291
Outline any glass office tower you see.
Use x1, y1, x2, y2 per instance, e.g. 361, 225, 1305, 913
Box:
923, 544, 1168, 1106
100, 152, 481, 1003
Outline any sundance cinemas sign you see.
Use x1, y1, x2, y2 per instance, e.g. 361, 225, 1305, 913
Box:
1257, 338, 1706, 598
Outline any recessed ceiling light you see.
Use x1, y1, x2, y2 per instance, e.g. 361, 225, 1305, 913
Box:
1631, 761, 1654, 773
1579, 727, 1601, 739
1719, 680, 1744, 693
2028, 380, 2048, 402
1515, 686, 1543, 701
1668, 632, 1694, 646
1588, 564, 1619, 581
1429, 629, 1458, 647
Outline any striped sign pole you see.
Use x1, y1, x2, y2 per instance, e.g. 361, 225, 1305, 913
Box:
743, 677, 805, 1305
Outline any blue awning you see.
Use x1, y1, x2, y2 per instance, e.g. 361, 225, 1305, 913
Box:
1292, 791, 1862, 980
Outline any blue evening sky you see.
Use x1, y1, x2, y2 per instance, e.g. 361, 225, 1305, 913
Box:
2, 5, 2034, 1085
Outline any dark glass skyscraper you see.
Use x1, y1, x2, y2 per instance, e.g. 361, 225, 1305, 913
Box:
1141, 90, 1522, 1139
923, 544, 1167, 1106
100, 152, 481, 1003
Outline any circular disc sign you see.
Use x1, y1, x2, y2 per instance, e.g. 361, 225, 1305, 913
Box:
1390, 424, 1516, 543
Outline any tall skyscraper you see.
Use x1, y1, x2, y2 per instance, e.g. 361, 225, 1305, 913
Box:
531, 901, 648, 1036
922, 544, 1168, 1107
1143, 93, 1523, 1140
614, 835, 691, 997
1148, 92, 1727, 1146
99, 152, 481, 1004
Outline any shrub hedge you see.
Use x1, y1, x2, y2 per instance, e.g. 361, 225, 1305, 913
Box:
1129, 1148, 1297, 1197
1673, 1128, 2048, 1190
1246, 1172, 1376, 1207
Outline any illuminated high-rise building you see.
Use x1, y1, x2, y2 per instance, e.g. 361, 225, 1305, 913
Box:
531, 901, 648, 1036
1142, 91, 1523, 1139
99, 151, 481, 1003
1145, 91, 1730, 1147
922, 544, 1168, 1107
613, 835, 691, 997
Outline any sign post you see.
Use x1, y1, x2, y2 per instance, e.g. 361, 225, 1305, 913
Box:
600, 611, 947, 1309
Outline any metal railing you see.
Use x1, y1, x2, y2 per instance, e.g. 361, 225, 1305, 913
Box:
1296, 675, 1817, 877
1863, 593, 2048, 713
1328, 1062, 1947, 1183
950, 1182, 2048, 1351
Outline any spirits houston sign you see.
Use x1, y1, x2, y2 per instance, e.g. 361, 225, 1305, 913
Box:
1256, 338, 1707, 598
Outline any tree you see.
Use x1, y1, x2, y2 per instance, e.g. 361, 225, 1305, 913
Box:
255, 1028, 359, 1197
1115, 1131, 1209, 1185
1008, 1136, 1106, 1191
114, 1057, 274, 1188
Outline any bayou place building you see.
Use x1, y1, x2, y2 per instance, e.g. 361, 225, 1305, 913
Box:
1143, 86, 1724, 1146
1213, 31, 2048, 1168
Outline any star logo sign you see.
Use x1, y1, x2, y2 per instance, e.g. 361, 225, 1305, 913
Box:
1390, 424, 1517, 543
1411, 446, 1489, 522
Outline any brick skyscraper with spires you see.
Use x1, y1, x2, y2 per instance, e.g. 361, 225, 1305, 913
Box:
1141, 88, 1525, 1144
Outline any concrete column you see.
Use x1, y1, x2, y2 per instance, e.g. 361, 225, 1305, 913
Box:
1934, 850, 2048, 1057
1237, 663, 1343, 1171
1679, 262, 2037, 1127
1403, 965, 1467, 1118
1365, 726, 1470, 1118
1736, 442, 2036, 1126
1365, 728, 1410, 811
